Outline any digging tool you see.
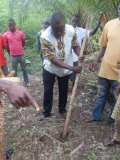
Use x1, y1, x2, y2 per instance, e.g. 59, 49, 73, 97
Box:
62, 19, 91, 139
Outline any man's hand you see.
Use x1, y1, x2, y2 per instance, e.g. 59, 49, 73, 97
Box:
79, 56, 85, 63
5, 83, 42, 112
72, 66, 82, 73
116, 84, 120, 94
89, 62, 98, 72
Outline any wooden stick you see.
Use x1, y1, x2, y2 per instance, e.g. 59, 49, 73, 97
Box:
111, 70, 120, 120
62, 18, 90, 139
70, 142, 84, 158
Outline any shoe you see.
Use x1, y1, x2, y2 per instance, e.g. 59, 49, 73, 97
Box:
104, 139, 120, 147
6, 148, 14, 160
24, 82, 31, 87
36, 112, 51, 121
59, 111, 67, 119
86, 119, 102, 123
107, 118, 115, 125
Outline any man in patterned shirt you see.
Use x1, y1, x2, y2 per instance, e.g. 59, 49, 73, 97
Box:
40, 11, 81, 118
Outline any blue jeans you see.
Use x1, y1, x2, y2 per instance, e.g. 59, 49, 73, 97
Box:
12, 55, 29, 83
92, 77, 119, 121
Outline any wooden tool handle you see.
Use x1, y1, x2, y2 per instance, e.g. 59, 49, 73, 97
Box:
62, 17, 91, 138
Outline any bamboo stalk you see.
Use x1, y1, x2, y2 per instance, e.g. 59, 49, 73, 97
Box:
62, 18, 90, 139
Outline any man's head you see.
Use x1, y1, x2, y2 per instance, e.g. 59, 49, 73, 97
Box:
51, 11, 65, 39
71, 14, 80, 27
71, 16, 78, 27
8, 18, 16, 32
43, 17, 51, 30
118, 3, 120, 19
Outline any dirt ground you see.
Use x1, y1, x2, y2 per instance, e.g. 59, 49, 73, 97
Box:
2, 59, 120, 160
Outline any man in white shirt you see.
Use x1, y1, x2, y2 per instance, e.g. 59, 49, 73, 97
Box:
41, 11, 81, 118
70, 15, 101, 83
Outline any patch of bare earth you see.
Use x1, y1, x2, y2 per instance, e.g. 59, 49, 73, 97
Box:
3, 60, 120, 160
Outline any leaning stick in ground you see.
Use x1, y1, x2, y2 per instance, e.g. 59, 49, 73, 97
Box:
70, 142, 84, 158
62, 19, 90, 139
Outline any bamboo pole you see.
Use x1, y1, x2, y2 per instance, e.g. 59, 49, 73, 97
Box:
62, 18, 90, 139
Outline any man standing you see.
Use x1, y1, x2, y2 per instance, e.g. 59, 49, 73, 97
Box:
36, 18, 51, 61
40, 11, 81, 118
89, 4, 120, 122
3, 19, 29, 86
70, 14, 102, 84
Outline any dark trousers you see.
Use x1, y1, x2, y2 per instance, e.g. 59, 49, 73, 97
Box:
1, 65, 8, 76
92, 77, 118, 121
70, 61, 78, 82
12, 55, 29, 83
43, 69, 69, 116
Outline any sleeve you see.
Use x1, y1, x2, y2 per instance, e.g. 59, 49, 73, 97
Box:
99, 23, 108, 47
40, 38, 56, 60
86, 29, 90, 37
72, 33, 79, 47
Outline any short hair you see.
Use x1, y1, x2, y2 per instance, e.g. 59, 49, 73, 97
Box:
8, 18, 16, 24
44, 17, 51, 26
51, 11, 65, 26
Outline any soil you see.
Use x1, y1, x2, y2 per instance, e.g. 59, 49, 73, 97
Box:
2, 57, 120, 160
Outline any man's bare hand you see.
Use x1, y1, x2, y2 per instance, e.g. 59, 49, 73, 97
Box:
89, 62, 99, 72
5, 83, 42, 112
116, 84, 120, 94
72, 66, 82, 73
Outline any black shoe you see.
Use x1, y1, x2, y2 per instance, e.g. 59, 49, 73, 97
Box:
107, 118, 115, 125
6, 148, 14, 160
104, 139, 120, 147
59, 110, 67, 119
59, 110, 67, 114
38, 112, 51, 121
86, 119, 102, 123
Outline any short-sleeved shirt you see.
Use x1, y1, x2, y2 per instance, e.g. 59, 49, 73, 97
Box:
41, 24, 78, 77
0, 34, 7, 66
99, 18, 120, 80
3, 30, 25, 56
72, 27, 90, 62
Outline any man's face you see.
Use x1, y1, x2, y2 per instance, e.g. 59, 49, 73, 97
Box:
8, 22, 16, 32
118, 4, 120, 19
71, 17, 77, 27
43, 23, 50, 30
52, 20, 65, 38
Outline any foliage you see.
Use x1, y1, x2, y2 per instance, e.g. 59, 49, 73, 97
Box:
0, 0, 120, 48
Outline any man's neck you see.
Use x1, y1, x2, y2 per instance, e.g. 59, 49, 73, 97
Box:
10, 29, 16, 33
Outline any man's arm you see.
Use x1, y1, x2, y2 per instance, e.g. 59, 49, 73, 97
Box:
89, 14, 104, 37
96, 47, 106, 63
41, 38, 80, 73
51, 59, 75, 71
72, 33, 80, 57
73, 46, 80, 57
0, 79, 41, 112
2, 34, 10, 55
5, 41, 10, 55
89, 21, 101, 37
89, 22, 108, 72
89, 47, 106, 72
21, 32, 25, 48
